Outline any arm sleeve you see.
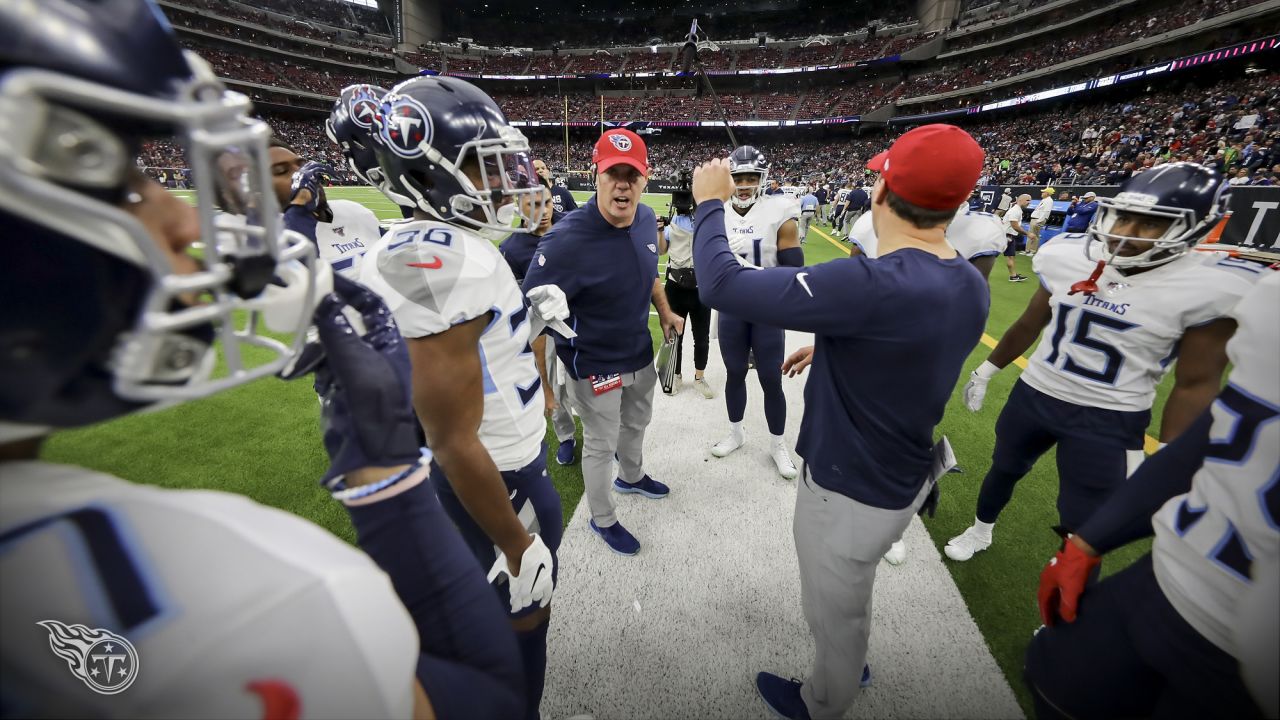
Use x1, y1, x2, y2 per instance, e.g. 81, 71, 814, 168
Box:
1075, 408, 1213, 554
693, 200, 872, 335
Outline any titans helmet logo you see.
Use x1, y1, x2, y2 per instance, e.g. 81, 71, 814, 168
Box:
377, 93, 433, 159
349, 86, 381, 130
38, 620, 140, 695
608, 133, 632, 152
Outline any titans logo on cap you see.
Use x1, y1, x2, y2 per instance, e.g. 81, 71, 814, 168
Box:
377, 93, 433, 159
349, 85, 381, 130
608, 133, 632, 152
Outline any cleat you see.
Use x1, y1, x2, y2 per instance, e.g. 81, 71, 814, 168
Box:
883, 540, 907, 565
945, 524, 993, 561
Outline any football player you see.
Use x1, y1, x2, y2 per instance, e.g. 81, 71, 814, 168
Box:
357, 76, 562, 720
0, 1, 522, 716
1025, 271, 1278, 719
710, 146, 803, 480
326, 82, 415, 221
832, 202, 1006, 564
948, 163, 1269, 565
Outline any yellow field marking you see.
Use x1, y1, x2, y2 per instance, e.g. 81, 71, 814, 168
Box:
810, 224, 852, 255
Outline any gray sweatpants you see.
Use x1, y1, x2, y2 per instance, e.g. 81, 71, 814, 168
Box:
798, 212, 815, 242
794, 465, 932, 719
545, 341, 575, 444
565, 364, 656, 527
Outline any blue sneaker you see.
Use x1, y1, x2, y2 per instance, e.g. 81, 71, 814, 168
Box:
613, 475, 669, 499
755, 672, 810, 720
861, 663, 872, 687
555, 439, 576, 466
589, 519, 639, 555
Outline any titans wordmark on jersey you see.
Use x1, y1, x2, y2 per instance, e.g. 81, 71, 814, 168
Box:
359, 221, 545, 471
1022, 234, 1268, 412
314, 199, 385, 280
724, 195, 798, 269
0, 463, 417, 717
1151, 271, 1279, 656
847, 205, 1005, 261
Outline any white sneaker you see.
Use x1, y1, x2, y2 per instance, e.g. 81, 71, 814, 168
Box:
944, 525, 993, 561
883, 539, 907, 565
672, 374, 683, 395
771, 445, 798, 480
694, 376, 716, 399
711, 429, 745, 458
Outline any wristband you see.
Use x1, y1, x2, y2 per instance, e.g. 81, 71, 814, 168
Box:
974, 360, 1001, 380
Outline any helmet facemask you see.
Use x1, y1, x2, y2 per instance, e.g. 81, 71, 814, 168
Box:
730, 168, 767, 210
0, 51, 327, 427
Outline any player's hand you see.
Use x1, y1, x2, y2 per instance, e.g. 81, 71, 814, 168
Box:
313, 275, 422, 488
660, 312, 684, 342
290, 160, 334, 214
1038, 534, 1101, 626
693, 158, 734, 205
963, 372, 991, 412
488, 533, 555, 612
526, 284, 577, 339
782, 345, 815, 377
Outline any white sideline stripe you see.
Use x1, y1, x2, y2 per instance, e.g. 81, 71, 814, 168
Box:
542, 329, 1023, 720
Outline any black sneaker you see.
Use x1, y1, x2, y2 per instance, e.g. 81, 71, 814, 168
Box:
1009, 274, 1029, 282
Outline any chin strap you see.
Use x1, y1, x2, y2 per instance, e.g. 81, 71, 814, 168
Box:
1069, 260, 1105, 296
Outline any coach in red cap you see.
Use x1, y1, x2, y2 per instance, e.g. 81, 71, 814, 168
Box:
523, 129, 685, 556
691, 124, 992, 720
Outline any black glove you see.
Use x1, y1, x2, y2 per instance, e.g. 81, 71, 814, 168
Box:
289, 160, 334, 214
313, 274, 422, 488
917, 480, 940, 518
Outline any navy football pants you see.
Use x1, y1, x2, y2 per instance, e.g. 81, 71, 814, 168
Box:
1025, 554, 1263, 720
972, 379, 1146, 530
718, 312, 786, 436
976, 380, 1149, 531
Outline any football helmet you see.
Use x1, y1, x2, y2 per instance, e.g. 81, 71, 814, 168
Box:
729, 145, 769, 209
370, 76, 542, 240
1088, 162, 1229, 270
0, 0, 325, 441
326, 83, 411, 207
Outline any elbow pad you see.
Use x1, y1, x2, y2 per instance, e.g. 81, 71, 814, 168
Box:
777, 247, 804, 267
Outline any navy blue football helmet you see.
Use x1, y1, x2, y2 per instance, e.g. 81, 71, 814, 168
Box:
1088, 162, 1230, 270
326, 83, 412, 207
0, 0, 324, 442
370, 75, 542, 239
728, 145, 769, 209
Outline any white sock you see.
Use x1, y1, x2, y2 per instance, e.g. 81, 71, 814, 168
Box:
729, 422, 745, 442
973, 518, 995, 539
771, 433, 787, 450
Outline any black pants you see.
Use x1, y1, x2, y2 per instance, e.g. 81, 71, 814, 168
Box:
664, 281, 710, 375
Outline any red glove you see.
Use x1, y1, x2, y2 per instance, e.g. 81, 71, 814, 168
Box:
1038, 537, 1101, 626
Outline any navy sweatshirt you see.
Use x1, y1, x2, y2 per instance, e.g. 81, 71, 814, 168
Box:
522, 196, 659, 380
693, 199, 990, 509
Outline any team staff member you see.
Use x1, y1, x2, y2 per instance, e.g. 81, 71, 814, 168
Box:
1026, 186, 1054, 255
1003, 193, 1031, 282
659, 187, 716, 399
535, 158, 578, 219
500, 187, 579, 467
1065, 190, 1099, 232
691, 124, 990, 720
798, 186, 818, 243
524, 129, 685, 556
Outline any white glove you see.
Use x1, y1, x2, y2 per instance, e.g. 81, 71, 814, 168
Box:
525, 284, 577, 339
487, 534, 555, 613
963, 360, 1001, 412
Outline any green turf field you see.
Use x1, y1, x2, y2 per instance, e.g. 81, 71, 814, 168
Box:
46, 186, 1171, 717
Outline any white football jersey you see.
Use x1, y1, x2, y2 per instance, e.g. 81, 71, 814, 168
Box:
1022, 234, 1266, 412
314, 199, 384, 280
724, 195, 798, 269
846, 206, 1004, 261
0, 462, 417, 718
359, 220, 544, 471
1151, 271, 1280, 656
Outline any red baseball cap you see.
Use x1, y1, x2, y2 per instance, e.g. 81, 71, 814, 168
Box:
867, 124, 985, 211
593, 129, 649, 177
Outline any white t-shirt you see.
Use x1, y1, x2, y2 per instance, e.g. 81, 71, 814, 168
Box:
1021, 234, 1265, 412
359, 220, 544, 471
724, 195, 799, 269
1151, 271, 1280, 656
314, 199, 385, 280
1003, 204, 1025, 236
0, 462, 417, 718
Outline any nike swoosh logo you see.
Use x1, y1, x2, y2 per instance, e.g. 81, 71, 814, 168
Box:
796, 272, 814, 297
407, 256, 443, 269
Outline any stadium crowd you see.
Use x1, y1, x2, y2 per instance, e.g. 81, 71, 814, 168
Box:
166, 0, 392, 42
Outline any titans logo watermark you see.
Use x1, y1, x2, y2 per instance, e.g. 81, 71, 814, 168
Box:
38, 620, 140, 695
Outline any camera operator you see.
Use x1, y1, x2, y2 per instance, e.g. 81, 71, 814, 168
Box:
660, 172, 715, 399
